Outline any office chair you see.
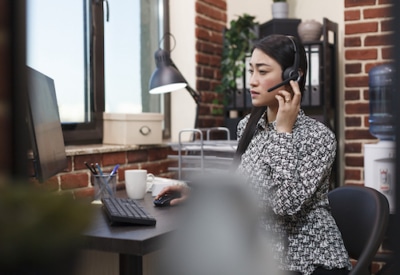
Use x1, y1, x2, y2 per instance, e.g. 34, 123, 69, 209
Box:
328, 185, 390, 275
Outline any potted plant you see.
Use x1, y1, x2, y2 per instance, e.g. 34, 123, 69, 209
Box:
272, 0, 288, 19
215, 14, 258, 109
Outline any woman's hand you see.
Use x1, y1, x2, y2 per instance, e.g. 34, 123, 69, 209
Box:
275, 80, 301, 133
155, 184, 190, 206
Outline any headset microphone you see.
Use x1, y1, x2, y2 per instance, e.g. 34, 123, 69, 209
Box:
267, 36, 300, 92
267, 76, 298, 92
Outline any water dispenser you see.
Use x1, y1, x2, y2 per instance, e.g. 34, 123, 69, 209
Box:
364, 64, 396, 213
368, 64, 395, 140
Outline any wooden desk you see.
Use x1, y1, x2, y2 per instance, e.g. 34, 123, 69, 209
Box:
82, 192, 180, 275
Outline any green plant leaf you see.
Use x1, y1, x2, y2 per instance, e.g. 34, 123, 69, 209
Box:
216, 14, 258, 96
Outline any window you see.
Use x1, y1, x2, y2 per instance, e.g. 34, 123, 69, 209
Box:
27, 0, 169, 145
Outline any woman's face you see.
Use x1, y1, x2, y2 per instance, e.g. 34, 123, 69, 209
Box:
248, 48, 284, 108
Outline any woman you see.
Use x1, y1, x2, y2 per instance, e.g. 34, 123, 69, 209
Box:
156, 34, 352, 275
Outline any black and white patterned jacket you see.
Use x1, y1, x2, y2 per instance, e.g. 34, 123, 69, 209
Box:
236, 109, 352, 275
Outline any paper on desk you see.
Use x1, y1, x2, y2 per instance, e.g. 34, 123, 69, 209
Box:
147, 177, 187, 196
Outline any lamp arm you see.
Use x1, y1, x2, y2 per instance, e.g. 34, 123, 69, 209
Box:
185, 85, 201, 105
170, 61, 201, 105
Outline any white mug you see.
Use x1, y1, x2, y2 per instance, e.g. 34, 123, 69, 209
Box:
125, 169, 154, 199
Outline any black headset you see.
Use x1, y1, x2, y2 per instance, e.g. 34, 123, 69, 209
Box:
267, 36, 300, 92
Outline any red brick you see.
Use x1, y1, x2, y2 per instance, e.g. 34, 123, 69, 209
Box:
127, 150, 148, 163
365, 62, 388, 73
364, 33, 394, 46
196, 1, 226, 22
345, 0, 376, 8
345, 116, 362, 127
345, 75, 369, 88
209, 54, 223, 67
345, 142, 362, 153
147, 147, 170, 161
345, 49, 377, 60
344, 36, 362, 47
197, 79, 211, 92
345, 90, 361, 101
346, 102, 369, 115
362, 89, 369, 100
345, 129, 375, 140
195, 16, 226, 33
102, 152, 126, 167
345, 63, 362, 74
345, 9, 361, 21
200, 66, 217, 79
364, 6, 394, 19
199, 0, 226, 10
196, 41, 220, 55
196, 28, 211, 44
381, 47, 394, 60
345, 102, 369, 115
345, 156, 364, 166
344, 168, 361, 180
74, 154, 102, 171
364, 116, 370, 127
60, 173, 89, 190
345, 22, 378, 34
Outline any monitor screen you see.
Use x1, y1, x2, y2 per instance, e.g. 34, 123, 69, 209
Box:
26, 66, 67, 182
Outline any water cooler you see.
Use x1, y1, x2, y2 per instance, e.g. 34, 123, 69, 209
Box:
364, 64, 396, 213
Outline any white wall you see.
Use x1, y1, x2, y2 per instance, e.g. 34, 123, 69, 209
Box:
169, 0, 196, 142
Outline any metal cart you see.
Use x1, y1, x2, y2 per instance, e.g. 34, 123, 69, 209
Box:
168, 127, 238, 181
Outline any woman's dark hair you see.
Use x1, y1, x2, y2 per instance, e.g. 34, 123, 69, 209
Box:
233, 34, 308, 164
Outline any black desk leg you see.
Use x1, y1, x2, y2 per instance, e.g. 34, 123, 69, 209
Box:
119, 254, 142, 275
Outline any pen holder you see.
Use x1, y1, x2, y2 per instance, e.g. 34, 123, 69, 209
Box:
93, 174, 117, 200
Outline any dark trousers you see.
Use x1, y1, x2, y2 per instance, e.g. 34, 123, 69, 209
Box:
285, 267, 350, 275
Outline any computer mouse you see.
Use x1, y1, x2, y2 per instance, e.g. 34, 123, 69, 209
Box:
153, 193, 181, 207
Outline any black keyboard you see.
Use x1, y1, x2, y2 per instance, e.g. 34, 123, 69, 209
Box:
101, 197, 156, 226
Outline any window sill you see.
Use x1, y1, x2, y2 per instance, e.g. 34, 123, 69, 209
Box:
65, 142, 171, 156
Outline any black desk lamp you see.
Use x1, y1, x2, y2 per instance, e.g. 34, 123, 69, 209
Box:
148, 36, 201, 128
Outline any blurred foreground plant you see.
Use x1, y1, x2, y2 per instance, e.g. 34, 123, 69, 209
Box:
0, 182, 94, 274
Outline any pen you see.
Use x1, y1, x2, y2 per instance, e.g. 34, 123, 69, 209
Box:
91, 163, 98, 174
95, 163, 104, 176
109, 164, 120, 177
95, 163, 113, 196
85, 161, 97, 175
107, 164, 119, 185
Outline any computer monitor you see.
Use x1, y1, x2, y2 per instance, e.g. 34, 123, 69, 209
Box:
26, 66, 67, 182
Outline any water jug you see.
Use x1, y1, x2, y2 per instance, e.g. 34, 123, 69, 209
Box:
368, 64, 395, 140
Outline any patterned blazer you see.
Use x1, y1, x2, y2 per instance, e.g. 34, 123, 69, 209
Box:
236, 109, 352, 275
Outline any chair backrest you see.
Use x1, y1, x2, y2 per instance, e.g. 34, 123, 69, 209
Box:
328, 185, 389, 275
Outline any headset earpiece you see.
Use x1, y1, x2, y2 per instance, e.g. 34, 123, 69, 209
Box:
267, 36, 301, 92
282, 36, 300, 82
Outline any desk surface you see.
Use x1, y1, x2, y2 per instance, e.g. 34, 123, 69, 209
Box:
83, 192, 180, 256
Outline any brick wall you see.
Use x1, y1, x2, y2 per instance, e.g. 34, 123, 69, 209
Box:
30, 146, 178, 199
195, 0, 226, 128
343, 0, 394, 185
